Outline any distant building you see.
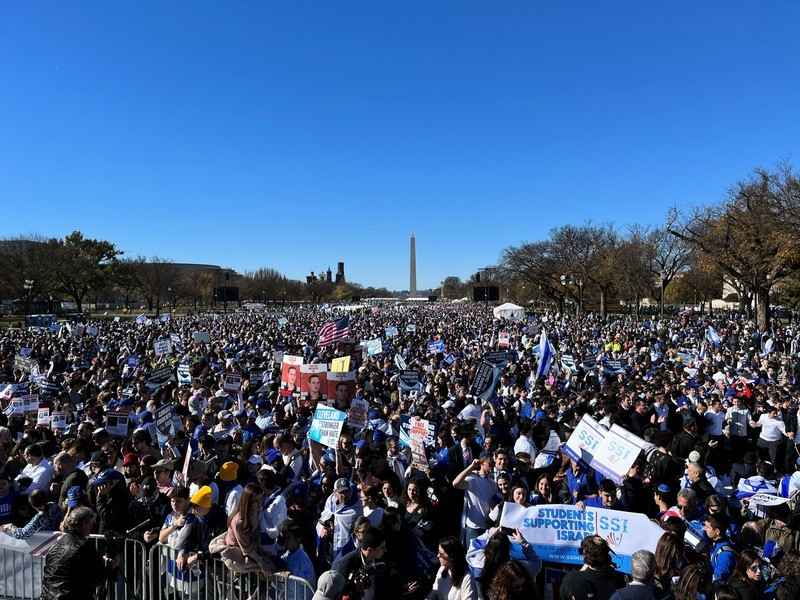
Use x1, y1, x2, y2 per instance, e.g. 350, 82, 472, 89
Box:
335, 262, 346, 285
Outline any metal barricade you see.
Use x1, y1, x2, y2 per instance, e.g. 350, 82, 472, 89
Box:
89, 535, 150, 600
0, 544, 46, 600
149, 544, 315, 600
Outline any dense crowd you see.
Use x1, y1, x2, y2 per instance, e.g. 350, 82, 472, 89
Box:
2, 303, 800, 600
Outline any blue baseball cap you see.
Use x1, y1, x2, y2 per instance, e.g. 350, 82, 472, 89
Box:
66, 485, 82, 508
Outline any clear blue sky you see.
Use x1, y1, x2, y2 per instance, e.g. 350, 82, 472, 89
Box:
2, 3, 799, 290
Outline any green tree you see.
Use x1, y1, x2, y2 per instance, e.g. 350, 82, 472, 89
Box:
50, 231, 121, 313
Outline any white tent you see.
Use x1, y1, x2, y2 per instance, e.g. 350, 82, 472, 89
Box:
492, 302, 525, 321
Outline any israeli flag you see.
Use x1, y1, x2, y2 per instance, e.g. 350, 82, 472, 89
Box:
706, 326, 721, 347
561, 354, 577, 373
535, 331, 555, 380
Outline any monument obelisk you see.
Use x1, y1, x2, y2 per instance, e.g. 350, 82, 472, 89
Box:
409, 233, 417, 296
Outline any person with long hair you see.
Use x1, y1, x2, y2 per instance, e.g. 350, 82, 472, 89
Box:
530, 473, 556, 505
728, 549, 763, 600
404, 478, 435, 546
487, 561, 536, 600
428, 535, 478, 600
560, 536, 624, 600
479, 530, 511, 599
222, 482, 273, 575
674, 563, 712, 600
654, 532, 687, 599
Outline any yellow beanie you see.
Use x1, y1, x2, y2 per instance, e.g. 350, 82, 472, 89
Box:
191, 485, 213, 509
220, 461, 239, 482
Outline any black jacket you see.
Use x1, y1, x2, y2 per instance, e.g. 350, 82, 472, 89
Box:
41, 532, 109, 600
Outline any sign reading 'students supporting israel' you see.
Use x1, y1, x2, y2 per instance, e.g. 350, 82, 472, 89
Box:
500, 502, 664, 574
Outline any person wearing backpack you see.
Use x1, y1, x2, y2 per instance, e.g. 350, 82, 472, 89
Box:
704, 514, 737, 583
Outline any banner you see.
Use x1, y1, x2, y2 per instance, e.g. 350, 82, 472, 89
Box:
146, 366, 174, 392
348, 395, 368, 430
307, 406, 347, 448
327, 371, 356, 408
280, 355, 303, 398
154, 339, 172, 356
331, 356, 351, 373
385, 326, 399, 338
500, 502, 664, 574
300, 364, 327, 405
192, 331, 210, 344
106, 412, 129, 437
223, 373, 242, 392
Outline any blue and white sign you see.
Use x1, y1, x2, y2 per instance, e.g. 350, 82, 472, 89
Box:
428, 340, 445, 354
365, 338, 383, 357
385, 326, 399, 338
307, 407, 347, 448
500, 503, 664, 574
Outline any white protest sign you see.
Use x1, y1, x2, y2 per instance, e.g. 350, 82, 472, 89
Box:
50, 411, 66, 431
498, 331, 510, 348
590, 426, 641, 484
365, 339, 383, 356
563, 414, 605, 465
749, 493, 789, 507
500, 502, 664, 574
23, 395, 39, 414
223, 373, 242, 392
347, 396, 368, 430
106, 412, 129, 437
406, 324, 416, 333
154, 339, 172, 356
307, 406, 347, 448
192, 331, 210, 344
36, 408, 50, 426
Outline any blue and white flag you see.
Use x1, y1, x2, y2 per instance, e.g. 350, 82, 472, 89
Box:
706, 326, 721, 347
561, 354, 578, 373
535, 331, 555, 380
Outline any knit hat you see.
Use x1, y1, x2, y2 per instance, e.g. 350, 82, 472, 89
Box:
190, 485, 213, 509
312, 571, 345, 600
220, 461, 239, 482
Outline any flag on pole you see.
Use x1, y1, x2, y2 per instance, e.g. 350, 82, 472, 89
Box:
535, 331, 555, 380
318, 316, 350, 347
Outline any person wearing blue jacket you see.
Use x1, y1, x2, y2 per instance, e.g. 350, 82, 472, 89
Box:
704, 514, 736, 582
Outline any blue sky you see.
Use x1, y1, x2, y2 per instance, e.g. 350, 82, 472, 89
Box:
1, 3, 799, 290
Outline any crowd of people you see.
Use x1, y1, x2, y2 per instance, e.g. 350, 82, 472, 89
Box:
2, 302, 800, 600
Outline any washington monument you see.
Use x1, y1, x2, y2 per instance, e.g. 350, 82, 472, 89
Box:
409, 233, 417, 295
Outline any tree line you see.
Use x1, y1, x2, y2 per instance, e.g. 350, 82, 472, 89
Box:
0, 233, 392, 315
441, 165, 800, 331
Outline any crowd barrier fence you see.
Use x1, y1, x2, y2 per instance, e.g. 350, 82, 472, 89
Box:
0, 534, 314, 600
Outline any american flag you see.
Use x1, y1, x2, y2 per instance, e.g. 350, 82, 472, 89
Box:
318, 316, 350, 347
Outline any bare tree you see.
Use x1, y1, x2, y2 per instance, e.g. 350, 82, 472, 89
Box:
649, 210, 692, 316
135, 257, 178, 316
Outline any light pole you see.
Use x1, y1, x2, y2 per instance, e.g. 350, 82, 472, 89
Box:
167, 287, 174, 316
23, 279, 34, 316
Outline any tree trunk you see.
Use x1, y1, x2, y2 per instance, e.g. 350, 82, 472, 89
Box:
599, 289, 606, 317
75, 296, 83, 313
659, 280, 665, 317
757, 285, 771, 331
635, 294, 641, 321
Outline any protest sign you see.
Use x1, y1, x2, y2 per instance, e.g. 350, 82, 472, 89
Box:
127, 356, 140, 368
280, 355, 303, 397
470, 361, 502, 403
23, 395, 39, 413
146, 366, 174, 392
385, 326, 399, 338
500, 503, 664, 574
443, 353, 456, 366
19, 347, 32, 358
749, 493, 789, 507
406, 324, 416, 333
277, 317, 288, 329
498, 331, 510, 348
177, 363, 192, 386
223, 373, 242, 392
394, 353, 407, 371
3, 399, 25, 417
36, 408, 50, 427
365, 339, 383, 357
155, 404, 174, 435
154, 339, 172, 356
483, 351, 510, 367
248, 370, 263, 387
327, 371, 356, 407
563, 414, 605, 466
348, 395, 368, 429
410, 435, 429, 473
589, 426, 642, 484
106, 412, 129, 437
160, 314, 171, 323
300, 364, 327, 405
86, 325, 98, 337
399, 415, 437, 448
307, 406, 347, 448
398, 370, 423, 393
14, 356, 34, 373
192, 331, 210, 344
170, 333, 183, 351
331, 356, 350, 373
428, 340, 445, 354
50, 412, 66, 431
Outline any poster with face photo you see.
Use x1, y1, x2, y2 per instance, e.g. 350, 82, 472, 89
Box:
280, 355, 304, 398
327, 371, 356, 411
300, 364, 327, 408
